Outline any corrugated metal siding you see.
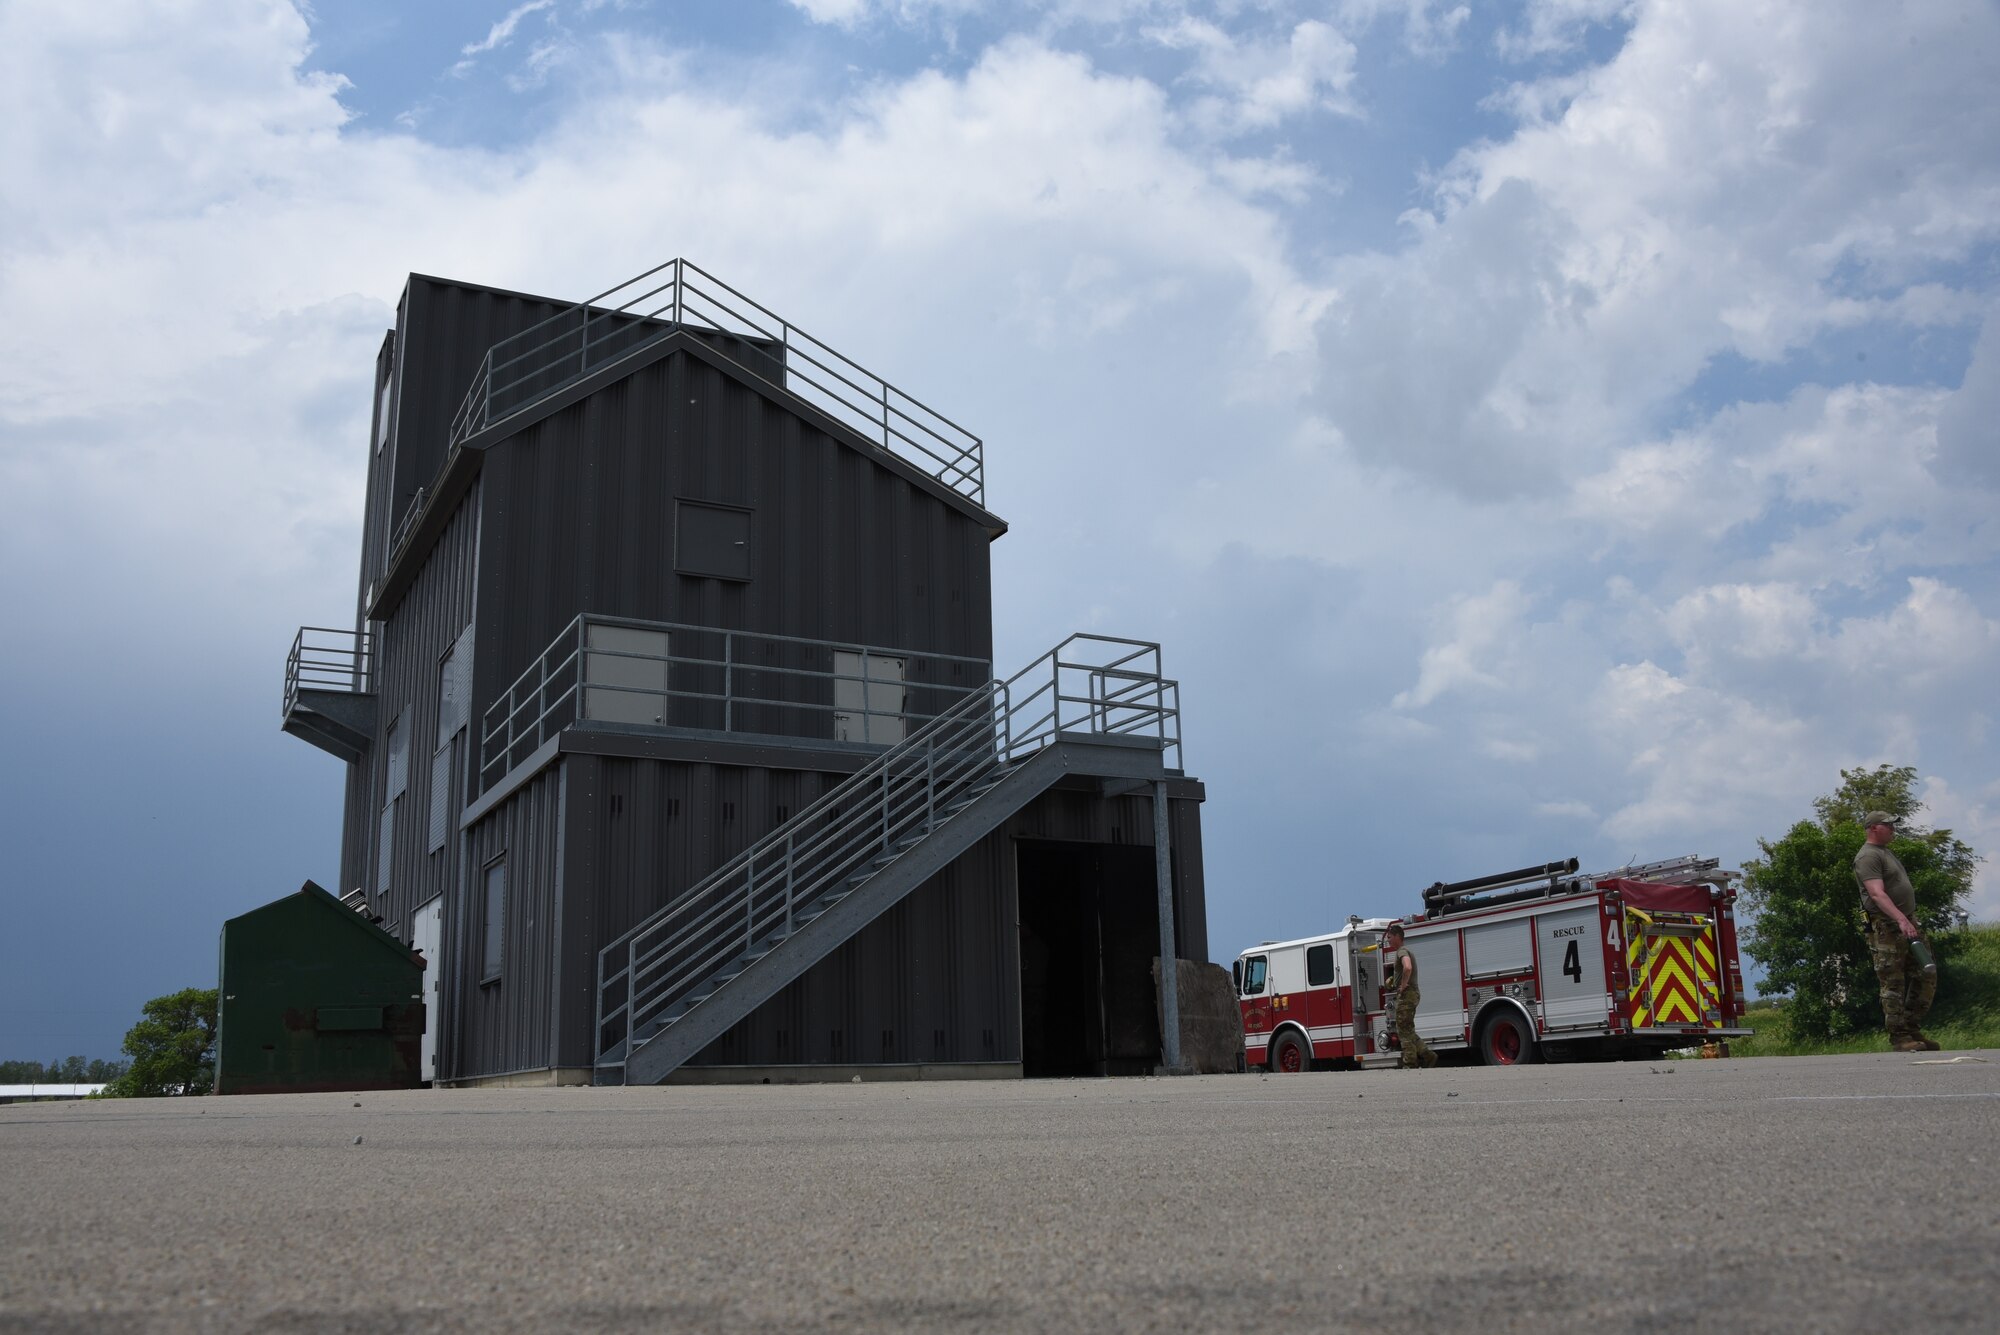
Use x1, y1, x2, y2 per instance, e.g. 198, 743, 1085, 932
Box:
559, 764, 1207, 1073
336, 762, 372, 901
456, 762, 566, 1080
374, 280, 578, 594
357, 324, 400, 619
363, 482, 479, 949
468, 345, 994, 751
566, 753, 1017, 1072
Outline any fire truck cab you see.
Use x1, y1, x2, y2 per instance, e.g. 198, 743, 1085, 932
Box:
1234, 917, 1401, 1073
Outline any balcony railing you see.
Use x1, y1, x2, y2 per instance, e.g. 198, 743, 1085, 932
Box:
283, 626, 372, 717
447, 258, 985, 506
477, 616, 991, 793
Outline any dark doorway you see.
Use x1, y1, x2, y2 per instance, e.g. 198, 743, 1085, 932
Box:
1016, 840, 1163, 1077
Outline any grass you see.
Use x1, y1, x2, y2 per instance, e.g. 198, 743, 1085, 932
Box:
1729, 921, 2000, 1057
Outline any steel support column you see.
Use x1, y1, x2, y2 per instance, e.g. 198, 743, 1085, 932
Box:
1154, 779, 1182, 1072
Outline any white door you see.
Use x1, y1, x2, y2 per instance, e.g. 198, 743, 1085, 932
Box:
412, 896, 443, 1082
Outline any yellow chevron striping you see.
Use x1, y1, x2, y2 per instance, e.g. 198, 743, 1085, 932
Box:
1624, 913, 1726, 1029
1634, 937, 1704, 1026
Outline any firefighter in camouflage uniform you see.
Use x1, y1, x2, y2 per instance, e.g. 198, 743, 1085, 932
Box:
1383, 924, 1437, 1069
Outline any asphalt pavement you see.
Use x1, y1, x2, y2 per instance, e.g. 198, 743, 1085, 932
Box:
3, 1051, 1996, 1332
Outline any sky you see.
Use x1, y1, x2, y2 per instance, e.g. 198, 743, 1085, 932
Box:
2, 0, 1997, 1062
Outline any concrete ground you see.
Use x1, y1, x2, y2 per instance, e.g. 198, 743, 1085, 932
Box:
2, 1051, 1996, 1333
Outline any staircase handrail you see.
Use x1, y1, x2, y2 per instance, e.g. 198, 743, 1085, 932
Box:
595, 634, 1179, 1066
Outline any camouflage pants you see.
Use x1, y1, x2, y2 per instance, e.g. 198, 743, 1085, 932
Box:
1394, 987, 1433, 1068
1867, 915, 1936, 1043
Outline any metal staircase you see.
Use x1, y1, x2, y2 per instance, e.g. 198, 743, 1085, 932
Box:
594, 635, 1181, 1085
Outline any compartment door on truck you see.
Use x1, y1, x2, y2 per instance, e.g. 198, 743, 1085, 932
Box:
1536, 906, 1607, 1029
1407, 935, 1462, 1043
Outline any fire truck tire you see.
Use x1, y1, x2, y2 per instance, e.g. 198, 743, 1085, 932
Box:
1477, 1009, 1540, 1066
1270, 1031, 1310, 1074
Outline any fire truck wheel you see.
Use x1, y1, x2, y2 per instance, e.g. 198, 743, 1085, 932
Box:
1271, 1031, 1310, 1074
1477, 1010, 1540, 1067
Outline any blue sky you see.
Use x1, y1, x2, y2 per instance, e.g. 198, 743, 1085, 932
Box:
3, 0, 1997, 1061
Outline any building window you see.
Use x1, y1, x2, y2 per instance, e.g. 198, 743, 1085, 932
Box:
428, 628, 473, 854
833, 650, 906, 744
583, 624, 669, 725
481, 859, 506, 983
674, 500, 752, 581
374, 335, 396, 455
378, 712, 408, 894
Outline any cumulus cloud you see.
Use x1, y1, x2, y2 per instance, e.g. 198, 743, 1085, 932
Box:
1588, 661, 1820, 842
1147, 17, 1362, 133
1919, 775, 2000, 919
1336, 0, 1471, 59
1827, 578, 2000, 693
1663, 583, 1820, 669
1393, 580, 1532, 709
1935, 304, 2000, 491
789, 0, 873, 26
1494, 0, 1632, 60
1311, 0, 2000, 500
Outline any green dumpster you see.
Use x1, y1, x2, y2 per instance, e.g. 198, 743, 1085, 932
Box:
215, 880, 426, 1094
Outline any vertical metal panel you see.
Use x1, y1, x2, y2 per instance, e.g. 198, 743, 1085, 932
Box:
468, 344, 996, 757
336, 761, 372, 900
362, 482, 479, 949
356, 321, 401, 626
454, 761, 566, 1080
363, 278, 582, 598
665, 779, 1207, 1071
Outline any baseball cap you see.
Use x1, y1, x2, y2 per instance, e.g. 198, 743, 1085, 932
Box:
1861, 811, 1898, 828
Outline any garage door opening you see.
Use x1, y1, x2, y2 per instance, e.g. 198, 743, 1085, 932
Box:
1017, 840, 1162, 1078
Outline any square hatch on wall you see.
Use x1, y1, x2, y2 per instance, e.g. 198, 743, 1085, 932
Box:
675, 499, 752, 581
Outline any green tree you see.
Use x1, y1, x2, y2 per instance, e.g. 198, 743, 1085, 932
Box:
1742, 765, 1979, 1040
102, 988, 219, 1097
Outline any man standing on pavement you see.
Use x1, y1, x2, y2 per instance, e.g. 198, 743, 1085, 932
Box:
1854, 811, 1939, 1052
1383, 924, 1437, 1069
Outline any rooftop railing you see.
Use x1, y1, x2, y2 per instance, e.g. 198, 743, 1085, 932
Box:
447, 258, 985, 506
283, 626, 372, 717
478, 615, 992, 793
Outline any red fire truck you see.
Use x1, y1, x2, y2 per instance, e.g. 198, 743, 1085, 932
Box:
1234, 856, 1753, 1070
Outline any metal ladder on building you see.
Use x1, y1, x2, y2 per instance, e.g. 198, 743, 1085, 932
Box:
593, 635, 1181, 1085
